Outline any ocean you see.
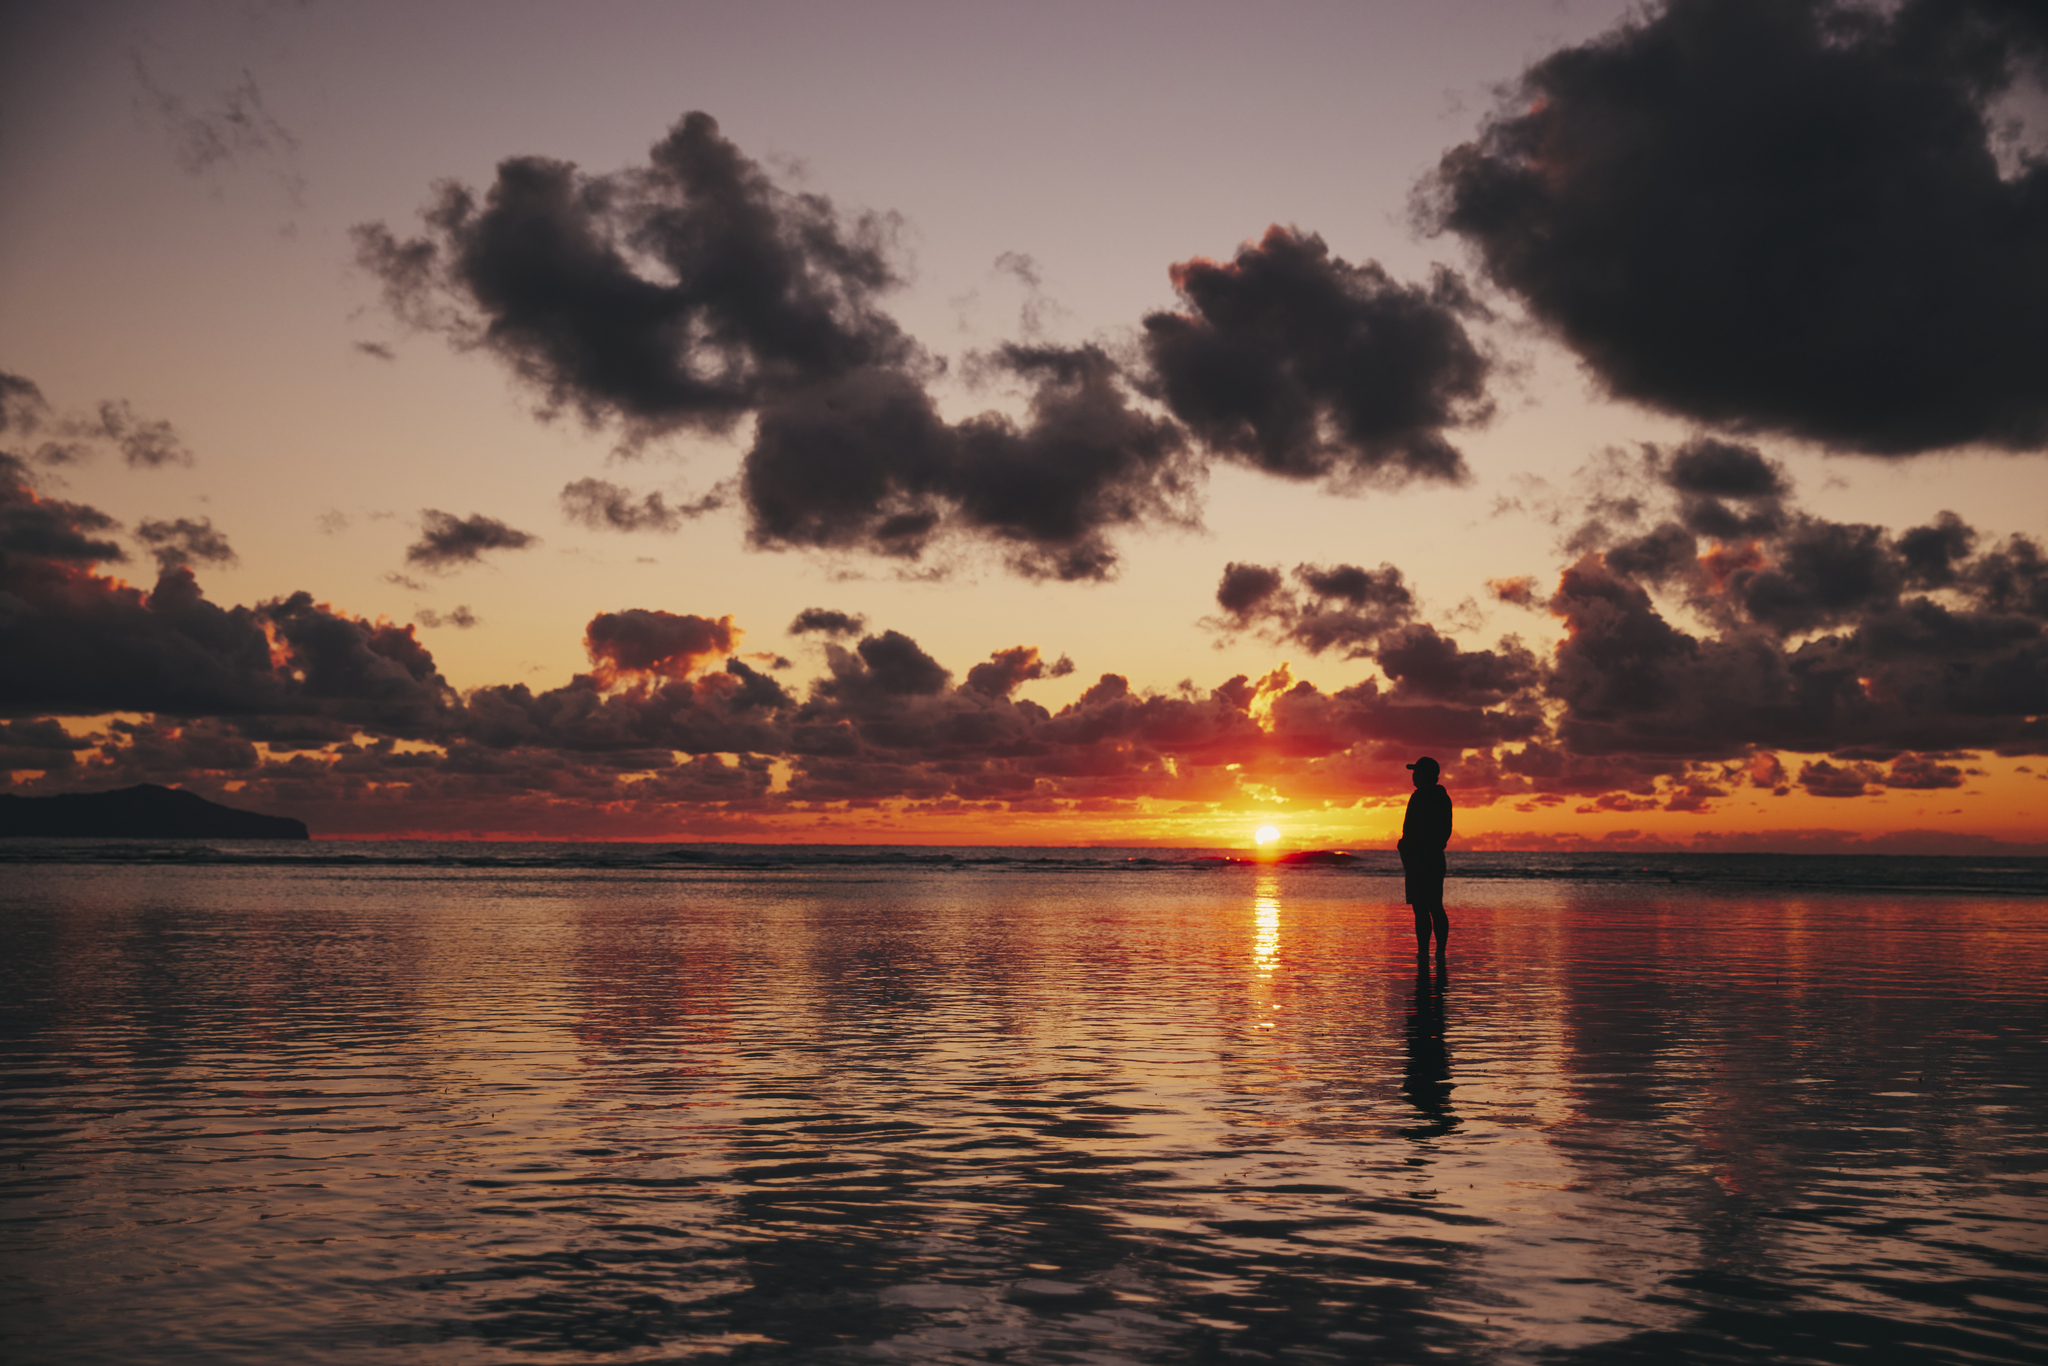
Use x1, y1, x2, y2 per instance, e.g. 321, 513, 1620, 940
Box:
2, 844, 2044, 1364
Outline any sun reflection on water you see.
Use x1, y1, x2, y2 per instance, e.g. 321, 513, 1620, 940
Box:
1252, 874, 1280, 977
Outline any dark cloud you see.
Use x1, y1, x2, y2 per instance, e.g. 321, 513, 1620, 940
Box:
415, 605, 479, 630
789, 608, 866, 637
459, 644, 793, 759
50, 566, 295, 719
583, 610, 737, 684
1551, 441, 1792, 561
0, 718, 93, 773
740, 368, 950, 563
1649, 438, 1792, 541
1424, 0, 2048, 454
259, 591, 457, 735
1603, 523, 1698, 586
1, 461, 460, 730
1296, 562, 1414, 609
1202, 465, 2048, 803
1141, 226, 1490, 485
1211, 560, 1417, 657
1203, 561, 1546, 771
1, 470, 455, 728
354, 341, 395, 361
719, 656, 791, 713
1544, 557, 1716, 753
1797, 759, 1881, 799
742, 344, 1195, 580
1558, 448, 2047, 761
1216, 562, 1285, 619
1898, 512, 1977, 589
1884, 753, 1966, 790
944, 344, 1198, 580
1969, 532, 2048, 618
405, 510, 538, 569
1374, 624, 1541, 708
826, 630, 952, 702
354, 111, 913, 445
1487, 576, 1540, 609
1546, 509, 2048, 762
777, 655, 1278, 809
1725, 518, 1901, 636
965, 645, 1061, 698
2, 457, 126, 570
1662, 438, 1787, 499
92, 718, 263, 781
1287, 570, 1420, 657
560, 477, 724, 532
134, 517, 235, 572
1662, 780, 1726, 814
1677, 498, 1786, 543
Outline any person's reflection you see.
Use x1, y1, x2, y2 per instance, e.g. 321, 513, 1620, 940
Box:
1400, 957, 1457, 1138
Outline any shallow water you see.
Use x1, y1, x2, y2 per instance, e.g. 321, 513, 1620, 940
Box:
2, 858, 2044, 1363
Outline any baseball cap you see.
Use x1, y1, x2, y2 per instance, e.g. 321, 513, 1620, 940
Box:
1406, 756, 1440, 773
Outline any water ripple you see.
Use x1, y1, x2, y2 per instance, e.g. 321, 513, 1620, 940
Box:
1, 863, 2044, 1363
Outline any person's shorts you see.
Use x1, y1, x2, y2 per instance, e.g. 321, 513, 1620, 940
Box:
1400, 845, 1446, 906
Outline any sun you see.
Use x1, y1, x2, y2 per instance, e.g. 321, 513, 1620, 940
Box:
1254, 825, 1281, 846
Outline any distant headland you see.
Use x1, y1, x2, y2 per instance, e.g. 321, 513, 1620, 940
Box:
0, 785, 309, 840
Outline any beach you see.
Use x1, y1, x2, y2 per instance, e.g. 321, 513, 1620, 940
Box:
2, 846, 2044, 1363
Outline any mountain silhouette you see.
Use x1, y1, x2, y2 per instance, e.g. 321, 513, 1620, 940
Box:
0, 785, 309, 840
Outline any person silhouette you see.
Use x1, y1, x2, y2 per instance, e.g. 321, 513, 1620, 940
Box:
1398, 756, 1452, 957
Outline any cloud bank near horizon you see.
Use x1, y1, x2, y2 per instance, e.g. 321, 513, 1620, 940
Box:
3, 447, 2040, 839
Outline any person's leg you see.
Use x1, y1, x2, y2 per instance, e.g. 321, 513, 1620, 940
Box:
1415, 871, 1448, 955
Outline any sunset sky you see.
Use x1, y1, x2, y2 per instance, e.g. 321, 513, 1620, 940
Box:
4, 0, 2045, 848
